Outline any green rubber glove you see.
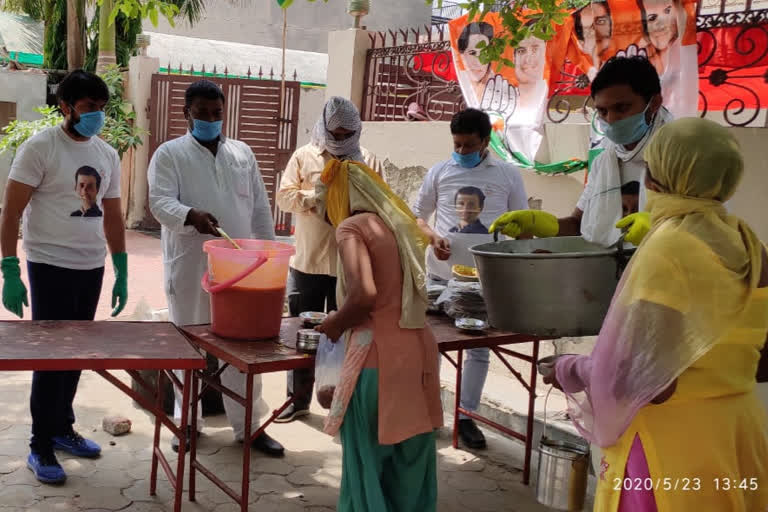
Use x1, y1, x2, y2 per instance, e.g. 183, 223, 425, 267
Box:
616, 212, 651, 246
489, 210, 560, 239
1, 256, 28, 319
111, 252, 128, 317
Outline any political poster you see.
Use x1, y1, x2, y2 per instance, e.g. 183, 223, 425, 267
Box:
448, 0, 699, 164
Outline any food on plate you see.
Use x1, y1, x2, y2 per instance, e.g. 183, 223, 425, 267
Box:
452, 265, 478, 278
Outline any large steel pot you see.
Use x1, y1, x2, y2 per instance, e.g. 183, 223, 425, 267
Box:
470, 237, 632, 337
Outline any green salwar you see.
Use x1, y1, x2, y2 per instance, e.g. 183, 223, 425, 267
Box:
338, 369, 438, 512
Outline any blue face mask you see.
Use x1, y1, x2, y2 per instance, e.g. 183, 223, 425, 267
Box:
599, 103, 652, 146
191, 119, 223, 142
452, 151, 483, 168
72, 110, 106, 138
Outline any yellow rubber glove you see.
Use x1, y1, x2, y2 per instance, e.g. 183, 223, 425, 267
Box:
616, 212, 651, 246
489, 210, 559, 239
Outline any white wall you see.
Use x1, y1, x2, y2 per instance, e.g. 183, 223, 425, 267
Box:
361, 120, 768, 233
361, 121, 588, 218
143, 0, 430, 54
726, 127, 768, 241
0, 70, 47, 204
296, 86, 326, 148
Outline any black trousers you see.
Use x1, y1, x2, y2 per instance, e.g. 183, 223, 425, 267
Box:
286, 268, 337, 409
27, 261, 104, 455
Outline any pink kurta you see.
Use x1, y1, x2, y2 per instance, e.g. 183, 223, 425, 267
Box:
324, 213, 444, 445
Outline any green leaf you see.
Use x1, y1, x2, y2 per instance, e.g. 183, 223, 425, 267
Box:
108, 6, 120, 25
149, 6, 158, 26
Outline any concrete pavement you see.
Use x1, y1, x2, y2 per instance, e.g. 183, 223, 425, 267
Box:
0, 231, 564, 511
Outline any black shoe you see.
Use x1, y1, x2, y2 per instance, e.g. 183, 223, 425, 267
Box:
274, 403, 310, 424
458, 419, 487, 450
251, 432, 285, 458
171, 426, 201, 453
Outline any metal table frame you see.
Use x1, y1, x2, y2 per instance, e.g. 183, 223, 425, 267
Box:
433, 323, 542, 485
181, 316, 545, 510
181, 324, 314, 512
0, 320, 206, 512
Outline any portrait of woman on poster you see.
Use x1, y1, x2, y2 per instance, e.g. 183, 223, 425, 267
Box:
636, 0, 686, 76
573, 0, 613, 81
513, 23, 548, 121
457, 21, 496, 105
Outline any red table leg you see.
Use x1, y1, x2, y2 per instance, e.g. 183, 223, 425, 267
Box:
523, 341, 540, 485
172, 369, 192, 512
453, 348, 464, 449
189, 369, 200, 502
241, 375, 254, 512
150, 369, 164, 496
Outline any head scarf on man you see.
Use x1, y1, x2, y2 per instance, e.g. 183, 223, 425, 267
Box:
311, 97, 365, 162
556, 117, 764, 448
314, 160, 429, 329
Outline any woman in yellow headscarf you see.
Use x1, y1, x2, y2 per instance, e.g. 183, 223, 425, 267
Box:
313, 159, 443, 512
545, 118, 768, 511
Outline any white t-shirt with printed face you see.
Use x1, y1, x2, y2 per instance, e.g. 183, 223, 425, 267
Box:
413, 155, 529, 280
9, 125, 121, 270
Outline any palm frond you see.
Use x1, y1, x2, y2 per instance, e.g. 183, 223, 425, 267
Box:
169, 0, 205, 25
0, 0, 47, 20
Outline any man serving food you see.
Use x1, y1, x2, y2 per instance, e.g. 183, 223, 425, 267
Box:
490, 56, 670, 247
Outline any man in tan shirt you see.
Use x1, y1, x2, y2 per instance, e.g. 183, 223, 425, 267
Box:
275, 97, 382, 422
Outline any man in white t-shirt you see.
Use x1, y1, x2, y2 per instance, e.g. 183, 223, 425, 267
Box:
0, 70, 128, 484
490, 56, 670, 247
413, 108, 528, 450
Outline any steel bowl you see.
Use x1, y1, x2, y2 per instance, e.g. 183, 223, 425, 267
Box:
297, 329, 321, 353
455, 318, 488, 332
300, 311, 327, 327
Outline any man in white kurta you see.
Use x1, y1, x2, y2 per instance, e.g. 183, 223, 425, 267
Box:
148, 80, 284, 456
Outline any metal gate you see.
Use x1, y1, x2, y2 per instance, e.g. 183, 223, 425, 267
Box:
145, 73, 300, 236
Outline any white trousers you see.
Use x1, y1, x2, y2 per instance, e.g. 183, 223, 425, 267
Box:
173, 360, 269, 442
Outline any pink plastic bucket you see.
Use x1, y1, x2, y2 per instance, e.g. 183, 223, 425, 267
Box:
202, 239, 295, 340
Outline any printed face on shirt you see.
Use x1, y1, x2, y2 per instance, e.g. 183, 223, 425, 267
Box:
451, 186, 489, 234
514, 35, 546, 85
77, 174, 98, 204
71, 166, 103, 218
184, 96, 225, 131
456, 193, 483, 225
641, 0, 680, 51
622, 193, 639, 217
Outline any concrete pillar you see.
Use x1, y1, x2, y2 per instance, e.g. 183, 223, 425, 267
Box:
125, 54, 159, 229
325, 29, 371, 109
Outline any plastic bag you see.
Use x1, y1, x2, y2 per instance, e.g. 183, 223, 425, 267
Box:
314, 333, 345, 409
107, 297, 168, 322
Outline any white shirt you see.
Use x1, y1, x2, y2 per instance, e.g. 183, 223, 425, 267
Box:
276, 143, 382, 277
576, 152, 646, 213
413, 154, 528, 280
148, 133, 275, 325
9, 125, 120, 270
